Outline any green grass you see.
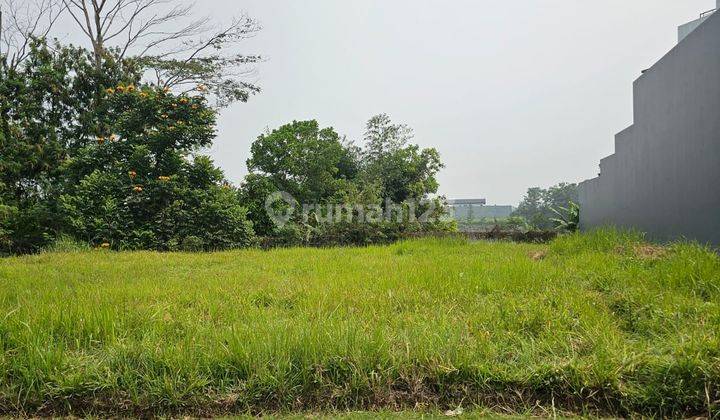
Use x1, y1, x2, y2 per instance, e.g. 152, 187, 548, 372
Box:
0, 229, 718, 417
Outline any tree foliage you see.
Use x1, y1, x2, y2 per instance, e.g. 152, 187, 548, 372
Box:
513, 183, 579, 230
247, 120, 357, 204
360, 113, 443, 204
58, 82, 254, 250
242, 115, 449, 240
0, 2, 455, 253
0, 38, 254, 253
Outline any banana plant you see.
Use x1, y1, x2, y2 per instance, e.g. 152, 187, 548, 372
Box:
550, 201, 580, 232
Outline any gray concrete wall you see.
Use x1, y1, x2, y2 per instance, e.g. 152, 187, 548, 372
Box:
579, 11, 720, 247
679, 3, 718, 41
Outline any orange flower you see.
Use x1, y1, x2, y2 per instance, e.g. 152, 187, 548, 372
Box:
101, 242, 111, 249
126, 85, 136, 92
133, 186, 143, 193
197, 84, 207, 92
158, 176, 171, 182
129, 170, 137, 179
179, 97, 189, 104
97, 137, 106, 145
163, 87, 171, 93
139, 92, 148, 98
191, 104, 199, 110
172, 103, 178, 108
109, 134, 117, 142
105, 88, 115, 95
160, 114, 169, 119
116, 85, 125, 93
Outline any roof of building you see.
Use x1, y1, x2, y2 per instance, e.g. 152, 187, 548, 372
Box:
447, 199, 487, 205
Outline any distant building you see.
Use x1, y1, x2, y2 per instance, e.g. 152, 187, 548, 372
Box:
579, 4, 720, 247
447, 199, 514, 220
446, 198, 487, 206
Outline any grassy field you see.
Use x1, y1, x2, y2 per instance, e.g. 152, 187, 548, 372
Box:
0, 230, 718, 417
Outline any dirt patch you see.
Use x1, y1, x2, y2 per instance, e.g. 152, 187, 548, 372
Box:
528, 250, 548, 261
633, 245, 668, 260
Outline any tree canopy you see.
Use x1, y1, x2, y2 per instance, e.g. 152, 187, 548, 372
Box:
241, 115, 447, 239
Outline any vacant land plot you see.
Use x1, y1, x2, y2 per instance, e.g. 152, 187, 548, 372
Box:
0, 230, 718, 417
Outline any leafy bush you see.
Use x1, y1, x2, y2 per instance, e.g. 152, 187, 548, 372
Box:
0, 201, 57, 255
241, 115, 447, 241
43, 234, 91, 253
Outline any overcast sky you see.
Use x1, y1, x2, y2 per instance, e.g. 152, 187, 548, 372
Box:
55, 0, 715, 205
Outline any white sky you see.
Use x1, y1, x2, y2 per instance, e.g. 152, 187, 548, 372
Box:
52, 1, 715, 205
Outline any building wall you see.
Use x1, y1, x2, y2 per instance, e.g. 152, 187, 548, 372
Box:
678, 2, 718, 42
579, 11, 720, 246
451, 205, 514, 220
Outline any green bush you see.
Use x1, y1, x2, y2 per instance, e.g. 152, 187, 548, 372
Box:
0, 202, 56, 255
43, 234, 91, 253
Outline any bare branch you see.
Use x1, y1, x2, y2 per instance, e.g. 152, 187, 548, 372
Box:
0, 0, 64, 69
58, 0, 262, 107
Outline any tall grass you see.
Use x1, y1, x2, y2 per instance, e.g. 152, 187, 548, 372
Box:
0, 229, 718, 416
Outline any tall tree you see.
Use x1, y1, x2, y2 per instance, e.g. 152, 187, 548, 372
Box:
361, 114, 443, 204
363, 113, 414, 161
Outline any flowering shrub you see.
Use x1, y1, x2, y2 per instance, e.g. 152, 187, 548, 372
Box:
59, 85, 254, 251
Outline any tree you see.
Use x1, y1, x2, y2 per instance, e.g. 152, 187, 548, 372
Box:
363, 113, 414, 161
514, 187, 545, 228
59, 80, 254, 250
241, 116, 451, 240
0, 40, 140, 200
61, 0, 262, 107
550, 201, 580, 233
513, 183, 579, 230
360, 114, 443, 204
0, 39, 253, 253
0, 0, 63, 70
246, 120, 358, 204
0, 1, 263, 253
0, 39, 131, 253
237, 173, 279, 237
